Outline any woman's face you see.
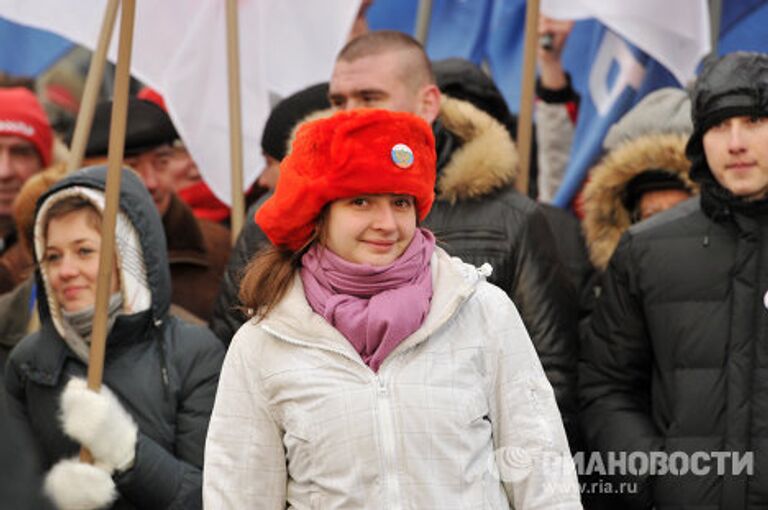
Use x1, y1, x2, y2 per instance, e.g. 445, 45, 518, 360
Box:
44, 209, 119, 313
323, 193, 417, 266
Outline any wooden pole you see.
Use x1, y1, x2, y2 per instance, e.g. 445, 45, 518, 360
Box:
226, 0, 245, 243
80, 0, 136, 463
414, 0, 434, 45
515, 0, 542, 196
708, 0, 722, 57
66, 0, 120, 173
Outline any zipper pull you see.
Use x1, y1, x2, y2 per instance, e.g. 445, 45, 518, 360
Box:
377, 376, 387, 395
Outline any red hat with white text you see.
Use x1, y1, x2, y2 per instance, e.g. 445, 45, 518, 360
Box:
0, 87, 53, 166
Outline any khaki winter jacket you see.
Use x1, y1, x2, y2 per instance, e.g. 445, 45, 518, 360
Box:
204, 248, 580, 509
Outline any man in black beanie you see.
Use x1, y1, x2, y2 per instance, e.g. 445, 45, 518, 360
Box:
256, 82, 329, 190
580, 52, 768, 508
209, 83, 332, 340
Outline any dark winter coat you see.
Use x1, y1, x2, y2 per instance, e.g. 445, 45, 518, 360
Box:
580, 184, 768, 509
4, 167, 225, 510
210, 97, 579, 436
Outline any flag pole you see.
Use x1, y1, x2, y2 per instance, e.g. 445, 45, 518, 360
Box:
414, 0, 433, 44
515, 0, 542, 196
226, 0, 245, 243
708, 0, 722, 56
80, 0, 136, 462
66, 0, 120, 173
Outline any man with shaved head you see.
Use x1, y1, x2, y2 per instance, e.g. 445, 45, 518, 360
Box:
211, 32, 578, 443
329, 31, 439, 118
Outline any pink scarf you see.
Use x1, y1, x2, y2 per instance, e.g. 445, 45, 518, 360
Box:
300, 228, 435, 372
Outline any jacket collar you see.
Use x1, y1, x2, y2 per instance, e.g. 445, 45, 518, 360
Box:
163, 193, 208, 266
260, 247, 483, 369
14, 310, 154, 387
434, 96, 519, 202
700, 181, 768, 223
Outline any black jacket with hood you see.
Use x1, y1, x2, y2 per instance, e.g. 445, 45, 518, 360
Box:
5, 167, 225, 510
210, 97, 579, 436
580, 53, 768, 509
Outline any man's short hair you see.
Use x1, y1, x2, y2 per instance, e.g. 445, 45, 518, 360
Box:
337, 30, 435, 88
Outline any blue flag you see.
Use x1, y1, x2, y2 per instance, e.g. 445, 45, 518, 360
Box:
484, 0, 526, 116
719, 0, 768, 54
368, 0, 525, 110
369, 0, 494, 65
366, 0, 418, 35
0, 18, 73, 76
552, 21, 679, 207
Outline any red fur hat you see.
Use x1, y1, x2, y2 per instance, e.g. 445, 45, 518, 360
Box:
256, 109, 436, 251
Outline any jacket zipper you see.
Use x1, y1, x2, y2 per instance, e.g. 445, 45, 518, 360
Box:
375, 373, 402, 510
260, 286, 475, 510
261, 324, 405, 508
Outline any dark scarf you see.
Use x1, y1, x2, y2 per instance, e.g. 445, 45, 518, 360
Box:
60, 292, 124, 362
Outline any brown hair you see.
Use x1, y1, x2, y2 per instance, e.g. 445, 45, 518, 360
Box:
338, 30, 435, 88
238, 246, 301, 320
43, 196, 102, 246
13, 162, 68, 256
238, 212, 326, 320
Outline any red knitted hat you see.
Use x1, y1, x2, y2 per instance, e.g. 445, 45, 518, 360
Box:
256, 109, 436, 251
0, 87, 53, 166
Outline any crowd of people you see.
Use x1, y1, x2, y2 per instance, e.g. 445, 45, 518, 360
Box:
1, 14, 767, 510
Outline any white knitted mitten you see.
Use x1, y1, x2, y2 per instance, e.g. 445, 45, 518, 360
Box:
60, 377, 138, 472
44, 457, 117, 510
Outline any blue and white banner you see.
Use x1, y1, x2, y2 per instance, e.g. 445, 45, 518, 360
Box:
369, 0, 710, 208
0, 18, 73, 77
552, 22, 679, 207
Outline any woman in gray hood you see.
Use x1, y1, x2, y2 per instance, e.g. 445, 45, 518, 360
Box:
5, 165, 225, 510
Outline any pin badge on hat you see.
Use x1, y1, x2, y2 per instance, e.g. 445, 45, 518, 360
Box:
391, 143, 414, 169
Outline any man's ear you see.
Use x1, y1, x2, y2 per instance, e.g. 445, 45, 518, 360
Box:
416, 84, 441, 124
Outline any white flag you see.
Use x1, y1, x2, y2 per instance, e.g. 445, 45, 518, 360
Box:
541, 0, 711, 85
0, 0, 360, 205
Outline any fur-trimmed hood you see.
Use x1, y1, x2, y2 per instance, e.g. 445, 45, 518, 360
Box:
436, 95, 518, 202
582, 133, 698, 270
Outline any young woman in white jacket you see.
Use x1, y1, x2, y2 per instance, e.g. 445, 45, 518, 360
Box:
204, 109, 581, 509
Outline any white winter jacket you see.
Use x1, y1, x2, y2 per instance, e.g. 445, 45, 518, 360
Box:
204, 248, 581, 509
